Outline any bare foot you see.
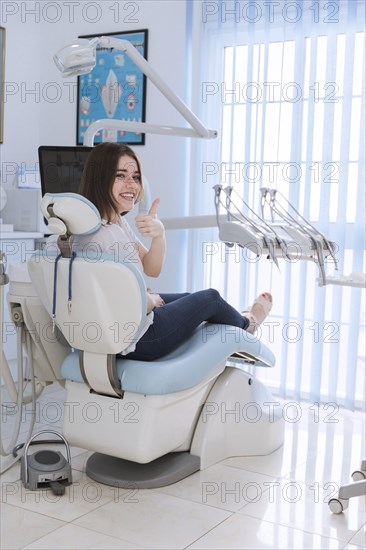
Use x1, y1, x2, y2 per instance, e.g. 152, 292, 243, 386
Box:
242, 292, 273, 334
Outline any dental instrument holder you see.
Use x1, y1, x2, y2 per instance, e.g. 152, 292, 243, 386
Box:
214, 185, 339, 286
20, 430, 72, 494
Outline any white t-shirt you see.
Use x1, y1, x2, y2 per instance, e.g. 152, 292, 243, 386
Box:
46, 217, 154, 355
72, 217, 143, 268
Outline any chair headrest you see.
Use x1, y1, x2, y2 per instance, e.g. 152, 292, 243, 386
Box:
41, 192, 101, 236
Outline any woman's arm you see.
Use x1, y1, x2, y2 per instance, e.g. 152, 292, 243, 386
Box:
135, 199, 166, 278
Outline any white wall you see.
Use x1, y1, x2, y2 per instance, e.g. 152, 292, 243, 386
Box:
1, 0, 192, 291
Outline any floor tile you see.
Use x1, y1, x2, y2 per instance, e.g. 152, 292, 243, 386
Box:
69, 450, 93, 472
22, 523, 146, 549
74, 490, 231, 549
0, 502, 65, 550
1, 382, 66, 440
284, 413, 365, 485
221, 402, 345, 480
348, 524, 366, 547
237, 477, 365, 543
1, 470, 117, 522
187, 513, 343, 549
0, 452, 22, 482
156, 462, 276, 512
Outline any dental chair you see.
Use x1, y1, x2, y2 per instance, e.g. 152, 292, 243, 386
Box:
9, 192, 284, 489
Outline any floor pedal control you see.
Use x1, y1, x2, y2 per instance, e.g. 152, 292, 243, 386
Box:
20, 430, 72, 495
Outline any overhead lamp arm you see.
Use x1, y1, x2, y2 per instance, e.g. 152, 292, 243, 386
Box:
54, 35, 217, 145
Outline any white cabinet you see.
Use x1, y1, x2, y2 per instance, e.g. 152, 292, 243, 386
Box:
1, 232, 44, 362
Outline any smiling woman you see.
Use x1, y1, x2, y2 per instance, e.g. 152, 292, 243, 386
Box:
112, 155, 142, 216
78, 142, 165, 279
79, 142, 145, 222
68, 141, 273, 361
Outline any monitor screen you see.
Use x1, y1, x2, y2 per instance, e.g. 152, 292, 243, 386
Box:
38, 146, 93, 196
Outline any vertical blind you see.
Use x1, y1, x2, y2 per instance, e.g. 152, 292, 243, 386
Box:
190, 0, 365, 409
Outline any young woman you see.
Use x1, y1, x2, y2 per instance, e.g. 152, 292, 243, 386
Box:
76, 142, 272, 361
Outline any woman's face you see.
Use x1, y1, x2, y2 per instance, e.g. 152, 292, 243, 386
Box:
112, 154, 141, 214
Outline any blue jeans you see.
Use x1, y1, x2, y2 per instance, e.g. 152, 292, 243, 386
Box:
124, 288, 249, 361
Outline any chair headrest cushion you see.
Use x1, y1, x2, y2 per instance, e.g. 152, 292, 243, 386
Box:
41, 192, 101, 236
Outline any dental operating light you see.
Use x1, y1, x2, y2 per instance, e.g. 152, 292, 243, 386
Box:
53, 38, 99, 77
54, 36, 217, 145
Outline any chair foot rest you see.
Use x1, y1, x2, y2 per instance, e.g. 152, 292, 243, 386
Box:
229, 351, 274, 368
86, 451, 200, 489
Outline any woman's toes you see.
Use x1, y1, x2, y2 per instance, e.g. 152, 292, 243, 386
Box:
242, 291, 273, 334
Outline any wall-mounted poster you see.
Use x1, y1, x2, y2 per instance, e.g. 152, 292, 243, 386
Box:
77, 29, 148, 146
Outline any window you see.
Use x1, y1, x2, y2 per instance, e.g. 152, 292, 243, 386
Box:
192, 0, 365, 408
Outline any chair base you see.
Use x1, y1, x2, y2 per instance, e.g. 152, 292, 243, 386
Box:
86, 451, 200, 489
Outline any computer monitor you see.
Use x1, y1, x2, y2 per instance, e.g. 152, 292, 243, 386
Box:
38, 146, 93, 196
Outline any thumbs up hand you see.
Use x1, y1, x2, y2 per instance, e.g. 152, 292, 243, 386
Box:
135, 198, 165, 238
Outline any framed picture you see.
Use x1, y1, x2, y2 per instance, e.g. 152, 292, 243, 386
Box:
0, 27, 5, 144
77, 29, 148, 146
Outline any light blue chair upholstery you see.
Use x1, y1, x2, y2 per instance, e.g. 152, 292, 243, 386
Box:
61, 324, 275, 395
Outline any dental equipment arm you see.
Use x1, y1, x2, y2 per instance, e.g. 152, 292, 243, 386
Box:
214, 185, 339, 286
262, 188, 338, 284
54, 36, 217, 145
0, 251, 40, 472
215, 185, 295, 268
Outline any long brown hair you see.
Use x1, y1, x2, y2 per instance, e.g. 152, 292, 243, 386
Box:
79, 142, 144, 221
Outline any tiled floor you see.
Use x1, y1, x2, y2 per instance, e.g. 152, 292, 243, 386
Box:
1, 382, 365, 550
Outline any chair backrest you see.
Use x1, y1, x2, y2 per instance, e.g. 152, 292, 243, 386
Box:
28, 193, 147, 397
28, 251, 147, 355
